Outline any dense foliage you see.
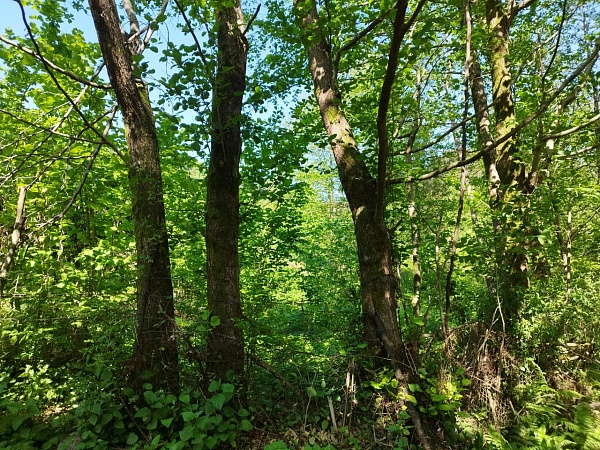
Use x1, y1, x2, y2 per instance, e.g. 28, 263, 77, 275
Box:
1, 0, 600, 448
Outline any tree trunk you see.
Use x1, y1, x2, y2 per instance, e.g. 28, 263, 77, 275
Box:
0, 187, 27, 298
89, 0, 179, 393
295, 3, 430, 448
205, 1, 247, 383
470, 15, 528, 330
298, 6, 401, 363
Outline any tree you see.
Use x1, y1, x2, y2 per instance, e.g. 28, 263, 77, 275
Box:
293, 0, 431, 446
88, 0, 178, 392
468, 0, 600, 330
205, 0, 248, 383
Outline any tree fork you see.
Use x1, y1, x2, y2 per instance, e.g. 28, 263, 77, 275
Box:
295, 2, 430, 447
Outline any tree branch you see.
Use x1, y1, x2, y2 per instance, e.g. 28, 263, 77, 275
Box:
376, 0, 409, 222
173, 0, 213, 82
332, 8, 392, 79
243, 4, 261, 36
121, 0, 141, 46
376, 0, 427, 221
0, 108, 107, 145
32, 106, 118, 234
388, 35, 600, 184
12, 0, 120, 154
140, 0, 170, 52
543, 112, 600, 141
509, 0, 536, 24
0, 35, 111, 89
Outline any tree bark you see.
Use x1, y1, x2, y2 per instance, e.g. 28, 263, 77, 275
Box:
297, 2, 400, 362
205, 1, 247, 383
295, 3, 430, 448
470, 0, 529, 330
89, 0, 179, 393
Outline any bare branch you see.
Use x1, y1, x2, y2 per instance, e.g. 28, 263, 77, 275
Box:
555, 141, 600, 160
173, 0, 213, 81
12, 0, 120, 154
243, 4, 261, 36
509, 0, 536, 24
376, 0, 427, 220
540, 0, 567, 88
376, 0, 409, 221
33, 105, 119, 233
543, 112, 600, 141
140, 0, 170, 52
407, 108, 489, 156
122, 0, 141, 44
332, 8, 392, 78
0, 108, 107, 145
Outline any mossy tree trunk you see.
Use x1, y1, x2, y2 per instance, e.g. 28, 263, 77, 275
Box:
469, 0, 530, 330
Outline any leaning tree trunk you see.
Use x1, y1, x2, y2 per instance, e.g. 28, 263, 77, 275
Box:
297, 2, 401, 365
89, 0, 179, 393
205, 1, 247, 383
295, 2, 430, 448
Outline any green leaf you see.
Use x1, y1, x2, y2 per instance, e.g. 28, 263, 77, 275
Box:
180, 425, 195, 441
161, 417, 174, 427
210, 316, 221, 327
126, 433, 139, 445
240, 419, 252, 431
91, 403, 101, 415
206, 436, 218, 449
11, 416, 26, 430
208, 380, 220, 393
134, 407, 151, 418
151, 435, 161, 448
412, 317, 424, 326
144, 390, 157, 404
210, 393, 226, 410
182, 411, 197, 421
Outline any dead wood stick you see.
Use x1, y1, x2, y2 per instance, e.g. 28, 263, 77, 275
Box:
1, 187, 27, 297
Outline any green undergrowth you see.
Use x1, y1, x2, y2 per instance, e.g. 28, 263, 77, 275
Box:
0, 365, 251, 450
1, 355, 599, 449
250, 355, 600, 450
